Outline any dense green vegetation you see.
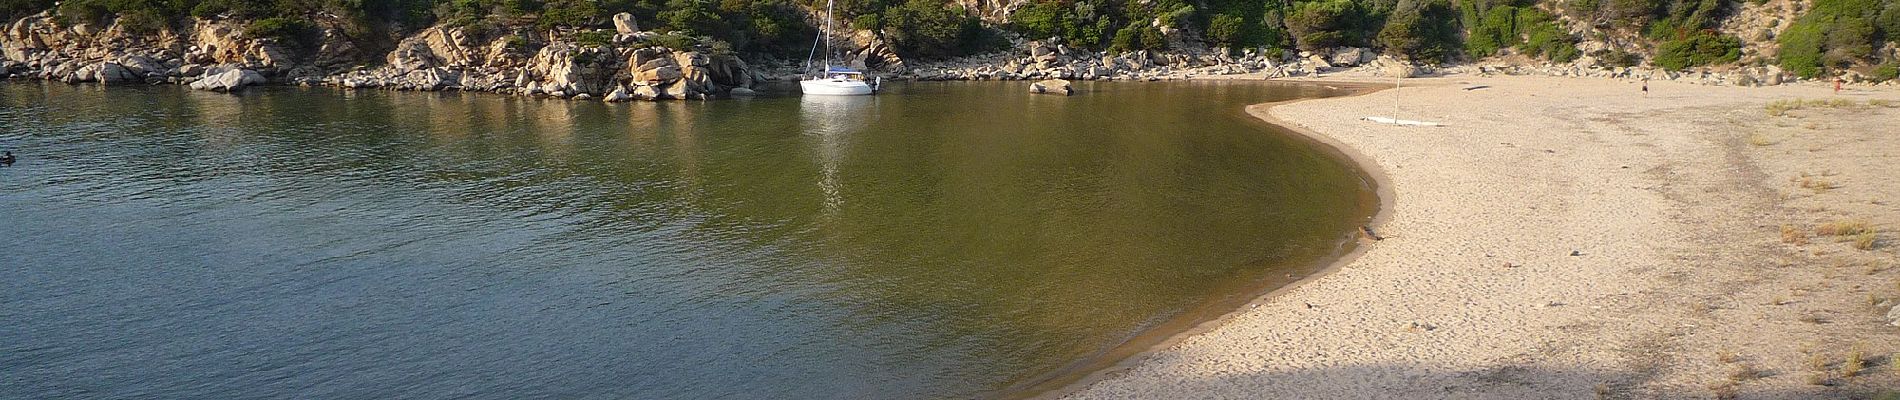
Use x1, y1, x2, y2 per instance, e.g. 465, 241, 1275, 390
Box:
7, 0, 1897, 74
0, 0, 53, 20
1777, 0, 1900, 77
32, 0, 815, 57
1378, 0, 1461, 62
1005, 0, 1194, 52
1652, 30, 1739, 69
1461, 2, 1580, 62
850, 0, 1002, 58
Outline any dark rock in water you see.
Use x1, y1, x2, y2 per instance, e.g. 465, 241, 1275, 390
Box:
1029, 79, 1072, 96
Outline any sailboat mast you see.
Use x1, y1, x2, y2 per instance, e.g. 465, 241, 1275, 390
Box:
824, 0, 834, 70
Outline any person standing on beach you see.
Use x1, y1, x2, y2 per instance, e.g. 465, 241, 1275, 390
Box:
1641, 78, 1649, 98
1834, 78, 1843, 94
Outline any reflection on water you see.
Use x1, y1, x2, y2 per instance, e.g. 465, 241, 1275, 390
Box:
0, 81, 1369, 399
800, 95, 877, 217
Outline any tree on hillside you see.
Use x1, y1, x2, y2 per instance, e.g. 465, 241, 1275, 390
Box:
1284, 0, 1375, 50
1377, 0, 1459, 62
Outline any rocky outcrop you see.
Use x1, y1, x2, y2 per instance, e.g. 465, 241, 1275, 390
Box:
1029, 78, 1071, 95
613, 13, 639, 35
0, 11, 760, 101
321, 26, 756, 100
189, 68, 266, 91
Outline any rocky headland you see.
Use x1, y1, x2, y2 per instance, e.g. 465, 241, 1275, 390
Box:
1, 12, 764, 100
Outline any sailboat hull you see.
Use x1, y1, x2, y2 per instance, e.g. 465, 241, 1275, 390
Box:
800, 79, 874, 96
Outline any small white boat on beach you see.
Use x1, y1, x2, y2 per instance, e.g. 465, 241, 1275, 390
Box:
1363, 116, 1444, 127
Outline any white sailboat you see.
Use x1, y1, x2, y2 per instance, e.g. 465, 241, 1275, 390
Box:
801, 0, 877, 96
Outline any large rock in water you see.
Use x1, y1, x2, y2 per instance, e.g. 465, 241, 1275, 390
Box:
189, 69, 266, 92
604, 85, 633, 102
1029, 79, 1072, 95
118, 55, 163, 77
94, 62, 140, 83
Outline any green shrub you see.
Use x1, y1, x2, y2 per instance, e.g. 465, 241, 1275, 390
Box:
1594, 48, 1640, 67
880, 0, 997, 59
1777, 0, 1890, 78
1285, 0, 1373, 50
1880, 2, 1900, 36
1009, 0, 1064, 39
245, 16, 318, 48
1109, 21, 1167, 52
1516, 13, 1581, 62
1005, 0, 1118, 48
659, 0, 724, 35
1378, 0, 1461, 63
1207, 13, 1244, 46
642, 32, 699, 50
1461, 4, 1516, 57
1461, 4, 1579, 62
573, 30, 613, 47
853, 13, 882, 30
1, 0, 53, 20
1653, 31, 1740, 70
1873, 62, 1899, 81
1778, 17, 1827, 77
1158, 4, 1196, 29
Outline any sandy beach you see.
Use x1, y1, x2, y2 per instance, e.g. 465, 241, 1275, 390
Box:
1062, 75, 1900, 399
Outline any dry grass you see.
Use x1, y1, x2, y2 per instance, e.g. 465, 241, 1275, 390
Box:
1716, 349, 1740, 363
1871, 98, 1897, 108
1809, 353, 1831, 371
1747, 132, 1776, 146
1767, 100, 1798, 116
1709, 381, 1739, 399
1844, 347, 1867, 377
1818, 219, 1872, 236
1798, 177, 1837, 192
1727, 363, 1760, 381
1767, 98, 1865, 116
1781, 224, 1810, 245
1854, 231, 1878, 250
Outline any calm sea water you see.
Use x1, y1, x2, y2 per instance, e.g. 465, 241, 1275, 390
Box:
0, 80, 1368, 399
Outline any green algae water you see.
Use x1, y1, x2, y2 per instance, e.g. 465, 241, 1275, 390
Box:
0, 80, 1370, 399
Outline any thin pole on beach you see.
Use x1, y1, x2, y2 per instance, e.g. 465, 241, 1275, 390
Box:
1394, 74, 1401, 118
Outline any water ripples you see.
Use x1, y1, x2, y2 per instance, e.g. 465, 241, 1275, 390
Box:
2, 81, 1368, 399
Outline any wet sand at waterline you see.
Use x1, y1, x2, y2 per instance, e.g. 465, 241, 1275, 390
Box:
1065, 75, 1900, 398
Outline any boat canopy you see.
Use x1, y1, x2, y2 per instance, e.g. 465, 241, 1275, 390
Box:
825, 66, 863, 75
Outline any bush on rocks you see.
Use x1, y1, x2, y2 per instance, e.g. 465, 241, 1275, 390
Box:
1653, 31, 1741, 70
1378, 0, 1461, 63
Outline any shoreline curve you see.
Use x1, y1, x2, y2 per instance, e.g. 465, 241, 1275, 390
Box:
1007, 80, 1399, 400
